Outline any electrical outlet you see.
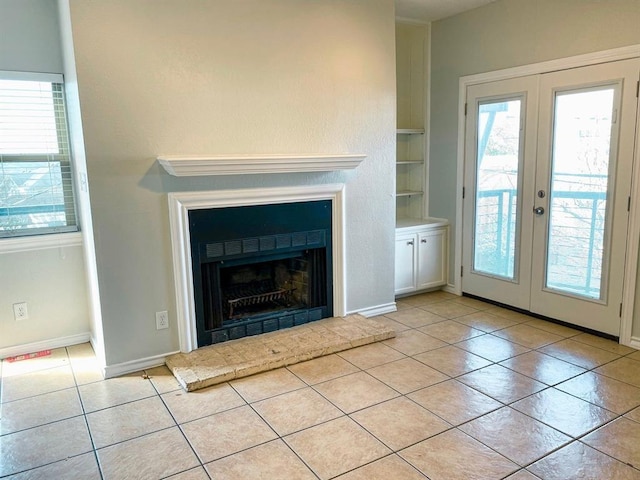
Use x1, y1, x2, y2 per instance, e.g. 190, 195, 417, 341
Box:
13, 302, 28, 321
155, 311, 169, 330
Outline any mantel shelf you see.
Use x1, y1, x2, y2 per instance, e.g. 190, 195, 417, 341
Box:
157, 153, 366, 176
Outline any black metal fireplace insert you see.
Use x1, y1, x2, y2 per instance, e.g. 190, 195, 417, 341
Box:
189, 200, 333, 347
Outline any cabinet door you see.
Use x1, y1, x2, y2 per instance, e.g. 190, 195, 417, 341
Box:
417, 228, 447, 289
395, 234, 417, 294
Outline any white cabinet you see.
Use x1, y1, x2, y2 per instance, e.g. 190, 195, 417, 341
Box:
395, 232, 418, 295
395, 220, 449, 296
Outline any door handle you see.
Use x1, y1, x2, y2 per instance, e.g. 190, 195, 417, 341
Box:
533, 206, 545, 215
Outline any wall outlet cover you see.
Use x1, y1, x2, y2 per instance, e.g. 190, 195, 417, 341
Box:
13, 302, 29, 321
156, 311, 169, 330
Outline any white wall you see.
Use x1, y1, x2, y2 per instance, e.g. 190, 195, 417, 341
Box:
429, 0, 640, 334
66, 0, 397, 366
0, 0, 90, 354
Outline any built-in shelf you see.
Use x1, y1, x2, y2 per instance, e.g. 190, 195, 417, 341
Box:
396, 190, 424, 197
397, 128, 425, 135
396, 160, 424, 165
157, 153, 366, 176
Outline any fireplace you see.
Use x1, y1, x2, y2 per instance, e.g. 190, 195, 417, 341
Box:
189, 200, 333, 346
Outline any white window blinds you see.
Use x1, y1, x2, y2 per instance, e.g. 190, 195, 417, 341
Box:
0, 72, 78, 237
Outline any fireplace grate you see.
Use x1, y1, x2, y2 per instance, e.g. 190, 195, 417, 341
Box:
225, 281, 296, 319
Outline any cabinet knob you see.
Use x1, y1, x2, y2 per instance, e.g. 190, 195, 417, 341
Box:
421, 239, 427, 243
407, 240, 414, 246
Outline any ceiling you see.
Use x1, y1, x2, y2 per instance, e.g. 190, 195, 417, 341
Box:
395, 0, 498, 22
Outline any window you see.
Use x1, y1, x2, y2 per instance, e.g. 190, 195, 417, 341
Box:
0, 72, 78, 238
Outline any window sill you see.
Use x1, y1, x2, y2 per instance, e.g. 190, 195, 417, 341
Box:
0, 232, 83, 254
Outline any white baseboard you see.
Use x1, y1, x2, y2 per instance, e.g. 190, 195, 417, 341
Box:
0, 332, 91, 359
355, 302, 397, 318
442, 283, 460, 295
103, 350, 180, 379
629, 336, 640, 351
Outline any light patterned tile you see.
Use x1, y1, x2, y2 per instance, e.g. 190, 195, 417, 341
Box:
0, 417, 92, 477
628, 350, 640, 362
313, 371, 398, 413
556, 371, 640, 414
67, 344, 104, 386
230, 367, 306, 403
1, 348, 70, 377
408, 379, 502, 426
399, 429, 518, 480
505, 471, 541, 480
287, 354, 359, 385
385, 308, 447, 328
457, 334, 530, 363
492, 324, 564, 349
205, 439, 316, 479
511, 388, 616, 437
583, 417, 640, 468
145, 365, 181, 394
97, 427, 199, 480
351, 397, 450, 450
499, 351, 587, 386
523, 319, 581, 338
1, 365, 76, 403
419, 320, 485, 344
414, 345, 492, 377
3, 452, 101, 480
456, 311, 520, 332
539, 339, 621, 370
528, 441, 640, 480
162, 382, 245, 424
450, 296, 494, 310
421, 301, 479, 319
0, 387, 82, 435
367, 357, 448, 394
285, 416, 390, 480
181, 405, 276, 463
383, 330, 447, 356
458, 365, 546, 404
334, 454, 427, 480
626, 406, 640, 423
164, 467, 210, 480
595, 357, 640, 388
252, 387, 342, 436
337, 342, 406, 370
87, 396, 175, 448
78, 373, 157, 413
373, 315, 412, 332
572, 333, 637, 355
459, 407, 571, 466
485, 307, 532, 323
398, 291, 457, 307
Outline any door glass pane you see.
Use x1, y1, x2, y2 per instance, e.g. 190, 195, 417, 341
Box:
473, 99, 522, 279
546, 87, 615, 299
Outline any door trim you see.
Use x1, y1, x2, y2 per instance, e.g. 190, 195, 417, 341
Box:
453, 44, 640, 346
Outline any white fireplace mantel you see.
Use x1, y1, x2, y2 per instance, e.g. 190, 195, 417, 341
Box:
168, 184, 347, 353
157, 153, 366, 176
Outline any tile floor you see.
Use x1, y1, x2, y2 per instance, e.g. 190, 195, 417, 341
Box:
2, 291, 640, 479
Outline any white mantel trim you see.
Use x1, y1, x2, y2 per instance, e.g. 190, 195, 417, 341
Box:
168, 184, 347, 353
158, 154, 366, 176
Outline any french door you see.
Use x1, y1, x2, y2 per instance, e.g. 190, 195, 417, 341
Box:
462, 59, 640, 336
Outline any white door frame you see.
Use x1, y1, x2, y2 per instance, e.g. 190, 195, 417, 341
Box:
453, 44, 640, 348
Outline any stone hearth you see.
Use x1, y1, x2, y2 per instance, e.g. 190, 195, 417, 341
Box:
165, 314, 395, 391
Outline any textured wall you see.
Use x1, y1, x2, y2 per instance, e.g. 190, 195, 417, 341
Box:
429, 0, 640, 338
0, 0, 90, 352
67, 0, 397, 365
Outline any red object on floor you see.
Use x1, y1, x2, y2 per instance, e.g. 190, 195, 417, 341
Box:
5, 350, 52, 363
